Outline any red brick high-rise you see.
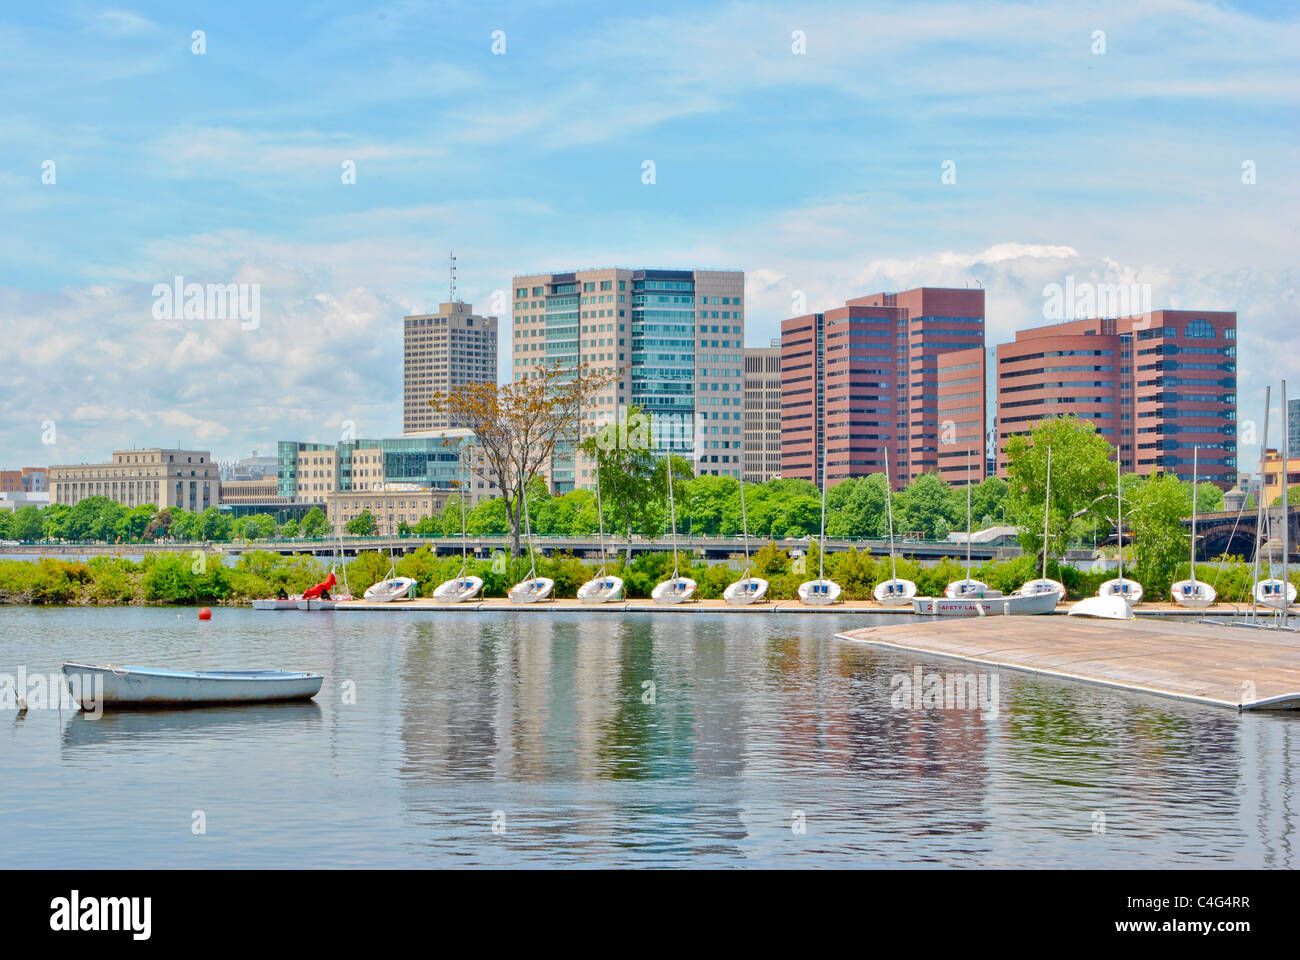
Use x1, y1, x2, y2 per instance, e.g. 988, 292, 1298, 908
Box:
781, 287, 985, 489
995, 310, 1237, 487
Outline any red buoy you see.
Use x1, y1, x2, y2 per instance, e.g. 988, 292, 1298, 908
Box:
198, 607, 212, 620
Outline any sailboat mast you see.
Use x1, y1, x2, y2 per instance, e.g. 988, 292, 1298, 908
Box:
523, 484, 536, 579
739, 475, 751, 569
1282, 379, 1290, 628
1189, 446, 1198, 586
819, 442, 827, 581
965, 448, 973, 579
667, 456, 679, 577
1116, 454, 1123, 583
459, 446, 469, 570
594, 456, 606, 576
1253, 386, 1270, 621
1042, 446, 1052, 582
885, 445, 898, 583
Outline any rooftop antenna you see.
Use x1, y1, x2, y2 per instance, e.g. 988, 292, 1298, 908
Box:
449, 250, 458, 305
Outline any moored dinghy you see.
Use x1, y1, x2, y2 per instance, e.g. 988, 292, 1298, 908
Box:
576, 456, 624, 604
61, 662, 323, 708
653, 454, 697, 604
1067, 595, 1135, 620
873, 445, 916, 606
724, 475, 768, 605
799, 443, 841, 605
435, 448, 484, 603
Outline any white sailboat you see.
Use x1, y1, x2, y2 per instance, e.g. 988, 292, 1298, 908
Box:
799, 443, 841, 605
653, 454, 697, 603
872, 445, 916, 605
1098, 454, 1144, 604
724, 476, 769, 605
362, 504, 416, 602
1254, 379, 1295, 616
434, 447, 484, 602
943, 450, 996, 599
1017, 445, 1066, 603
577, 456, 624, 603
1171, 446, 1216, 608
509, 485, 554, 603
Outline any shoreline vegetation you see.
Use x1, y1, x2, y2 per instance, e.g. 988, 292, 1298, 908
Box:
0, 547, 1285, 607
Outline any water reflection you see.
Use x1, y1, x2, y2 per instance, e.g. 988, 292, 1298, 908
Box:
61, 701, 321, 749
4, 606, 1299, 866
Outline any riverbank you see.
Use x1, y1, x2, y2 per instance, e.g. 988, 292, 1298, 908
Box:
0, 549, 1288, 608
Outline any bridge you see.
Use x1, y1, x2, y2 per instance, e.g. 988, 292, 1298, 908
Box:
3, 534, 1024, 564
1189, 504, 1300, 562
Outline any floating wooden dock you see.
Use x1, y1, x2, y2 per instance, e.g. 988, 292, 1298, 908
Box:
836, 617, 1300, 711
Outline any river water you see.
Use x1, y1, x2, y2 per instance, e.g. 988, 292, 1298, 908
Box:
0, 606, 1295, 867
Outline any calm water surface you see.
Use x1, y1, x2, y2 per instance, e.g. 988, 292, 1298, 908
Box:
0, 606, 1296, 867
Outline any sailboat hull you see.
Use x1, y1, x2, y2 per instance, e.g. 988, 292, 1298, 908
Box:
723, 577, 769, 605
914, 591, 1057, 616
652, 577, 697, 604
578, 576, 624, 603
1170, 580, 1216, 608
509, 577, 555, 603
433, 576, 484, 602
873, 579, 917, 605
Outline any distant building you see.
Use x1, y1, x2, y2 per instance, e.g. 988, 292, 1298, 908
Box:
995, 310, 1237, 486
21, 467, 47, 493
782, 286, 986, 489
743, 343, 782, 483
50, 449, 218, 511
404, 301, 499, 434
328, 486, 450, 536
1291, 398, 1300, 455
277, 430, 499, 512
0, 471, 21, 493
1263, 449, 1300, 506
218, 479, 281, 505
220, 451, 279, 482
512, 267, 745, 490
0, 491, 49, 512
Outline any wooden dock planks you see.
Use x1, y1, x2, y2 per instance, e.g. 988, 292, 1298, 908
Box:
836, 617, 1300, 711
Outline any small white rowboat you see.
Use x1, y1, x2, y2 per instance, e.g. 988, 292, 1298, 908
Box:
1067, 595, 1134, 620
61, 662, 323, 708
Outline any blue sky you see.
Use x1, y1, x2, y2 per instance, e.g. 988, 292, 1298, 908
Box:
1, 0, 1297, 470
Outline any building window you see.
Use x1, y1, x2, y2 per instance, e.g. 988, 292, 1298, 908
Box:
1184, 319, 1216, 339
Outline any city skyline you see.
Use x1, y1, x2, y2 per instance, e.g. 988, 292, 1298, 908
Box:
1, 1, 1296, 470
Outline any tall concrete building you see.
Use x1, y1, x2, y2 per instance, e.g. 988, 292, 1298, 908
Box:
781, 287, 986, 489
403, 301, 499, 434
995, 310, 1237, 486
743, 342, 782, 483
512, 267, 744, 492
50, 449, 218, 510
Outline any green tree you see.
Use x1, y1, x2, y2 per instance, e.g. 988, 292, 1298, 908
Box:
300, 506, 330, 538
895, 472, 963, 539
9, 506, 44, 541
115, 504, 157, 542
279, 518, 300, 538
826, 474, 890, 539
1005, 416, 1115, 561
346, 510, 378, 536
1128, 473, 1192, 593
577, 406, 672, 559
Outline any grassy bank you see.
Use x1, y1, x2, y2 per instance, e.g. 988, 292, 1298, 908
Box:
1, 546, 1288, 606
